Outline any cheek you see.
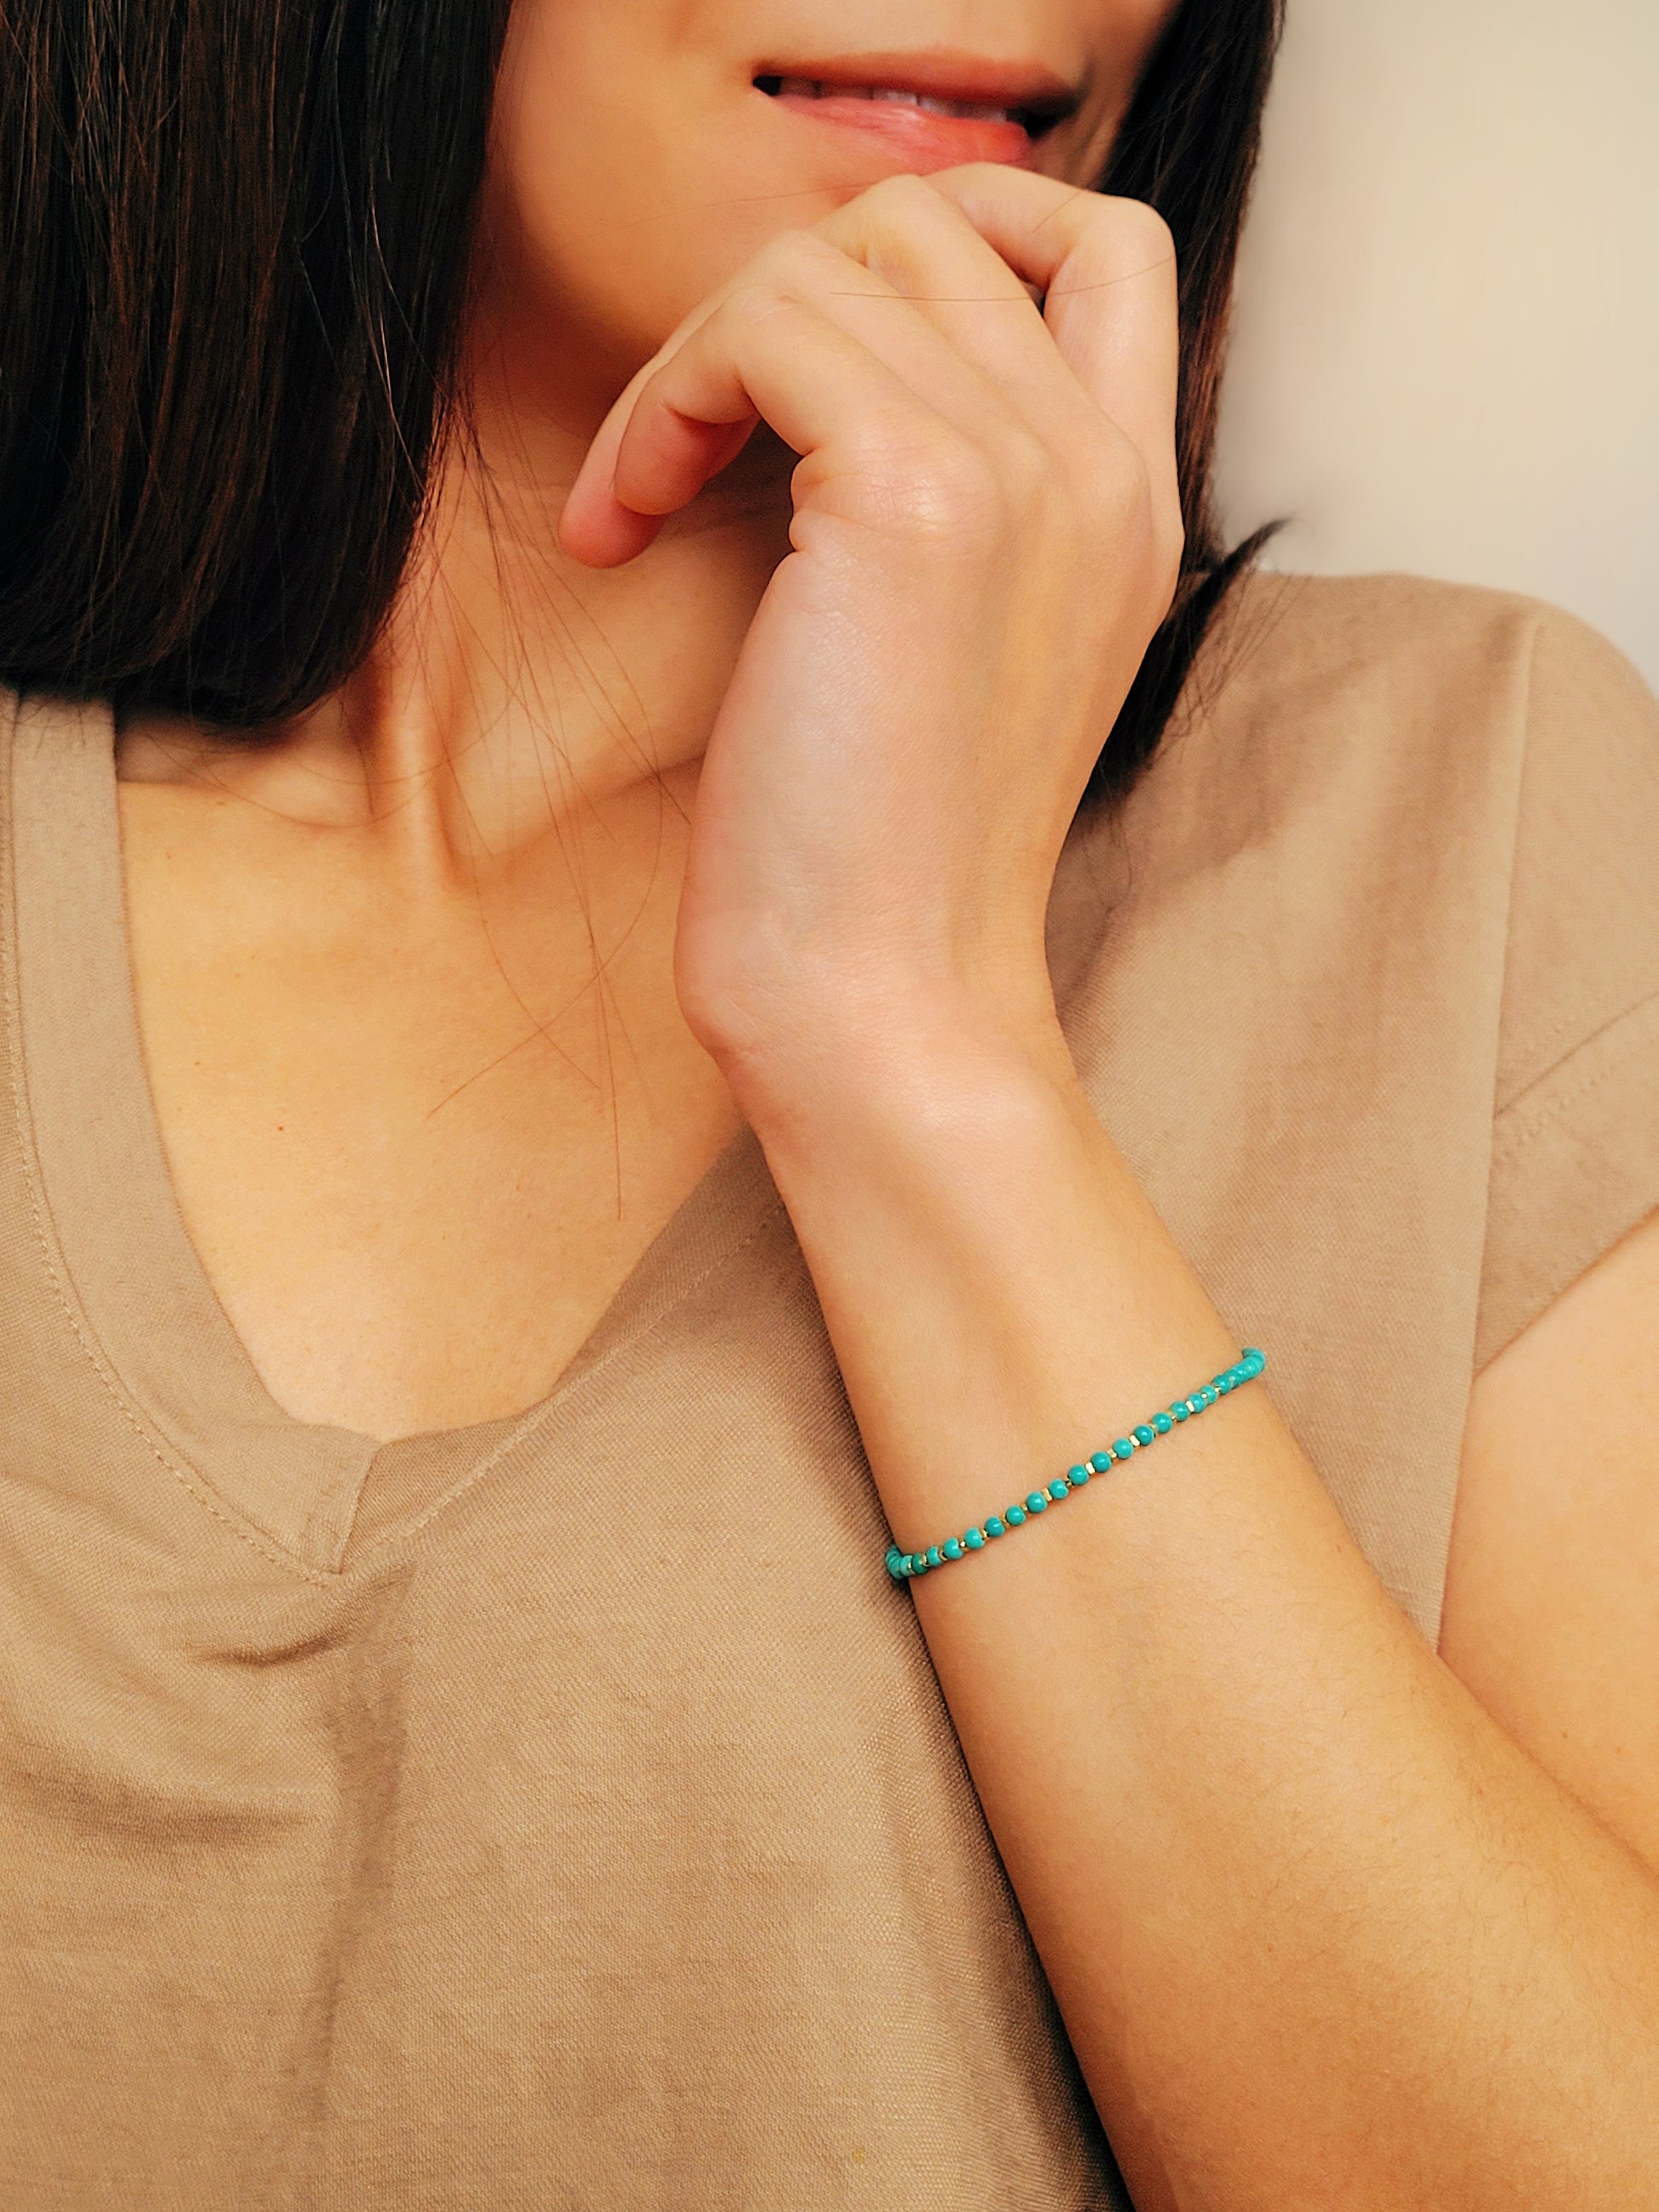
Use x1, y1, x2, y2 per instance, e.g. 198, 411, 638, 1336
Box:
479, 0, 1184, 395
1044, 0, 1183, 183
483, 3, 841, 393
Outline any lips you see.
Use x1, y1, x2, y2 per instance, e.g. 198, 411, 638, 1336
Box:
769, 78, 1025, 125
754, 57, 1078, 174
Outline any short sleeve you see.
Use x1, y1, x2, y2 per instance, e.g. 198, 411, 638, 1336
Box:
1475, 606, 1659, 1371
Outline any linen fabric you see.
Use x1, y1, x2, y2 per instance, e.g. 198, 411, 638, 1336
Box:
3, 572, 1656, 2209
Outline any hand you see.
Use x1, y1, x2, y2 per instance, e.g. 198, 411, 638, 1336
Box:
558, 165, 1182, 1109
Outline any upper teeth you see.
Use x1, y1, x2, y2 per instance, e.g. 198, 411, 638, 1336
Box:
775, 78, 1014, 124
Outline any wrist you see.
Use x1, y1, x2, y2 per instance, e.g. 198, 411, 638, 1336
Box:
727, 1004, 1095, 1216
712, 978, 1080, 1152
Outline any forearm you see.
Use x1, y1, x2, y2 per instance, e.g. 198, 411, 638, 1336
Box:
739, 1008, 1659, 2211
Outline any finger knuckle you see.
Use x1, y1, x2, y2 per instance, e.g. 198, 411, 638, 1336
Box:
1071, 437, 1182, 611
760, 227, 841, 284
993, 426, 1063, 517
884, 435, 1005, 543
723, 279, 795, 333
1095, 193, 1176, 265
1078, 430, 1147, 526
862, 170, 939, 218
848, 170, 947, 245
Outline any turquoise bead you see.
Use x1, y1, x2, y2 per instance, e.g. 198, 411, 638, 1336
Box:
884, 1348, 1270, 1579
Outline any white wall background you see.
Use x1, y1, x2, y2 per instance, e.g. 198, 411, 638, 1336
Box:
1213, 0, 1658, 687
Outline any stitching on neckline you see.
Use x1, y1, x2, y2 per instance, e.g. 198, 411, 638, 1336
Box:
2, 701, 332, 1586
3, 697, 792, 1584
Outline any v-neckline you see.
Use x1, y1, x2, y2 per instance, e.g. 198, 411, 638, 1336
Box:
3, 692, 784, 1574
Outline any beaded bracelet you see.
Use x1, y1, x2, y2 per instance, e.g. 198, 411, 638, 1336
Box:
885, 1348, 1266, 1582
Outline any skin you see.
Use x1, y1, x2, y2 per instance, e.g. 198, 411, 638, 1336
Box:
113, 3, 1659, 2204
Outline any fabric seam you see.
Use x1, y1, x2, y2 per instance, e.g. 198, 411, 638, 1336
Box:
1490, 987, 1659, 1170
3, 699, 792, 1585
0, 711, 331, 1586
1494, 981, 1659, 1143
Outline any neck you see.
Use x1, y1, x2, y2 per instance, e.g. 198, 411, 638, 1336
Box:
118, 351, 795, 887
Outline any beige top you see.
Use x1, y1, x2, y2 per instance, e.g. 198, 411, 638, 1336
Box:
3, 571, 1657, 2209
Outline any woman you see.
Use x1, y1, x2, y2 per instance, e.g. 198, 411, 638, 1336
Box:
2, 0, 1656, 2204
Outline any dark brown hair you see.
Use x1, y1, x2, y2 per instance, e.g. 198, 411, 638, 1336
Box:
1094, 0, 1285, 800
0, 0, 1282, 797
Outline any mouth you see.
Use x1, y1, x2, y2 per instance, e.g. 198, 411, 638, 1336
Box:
754, 52, 1082, 172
